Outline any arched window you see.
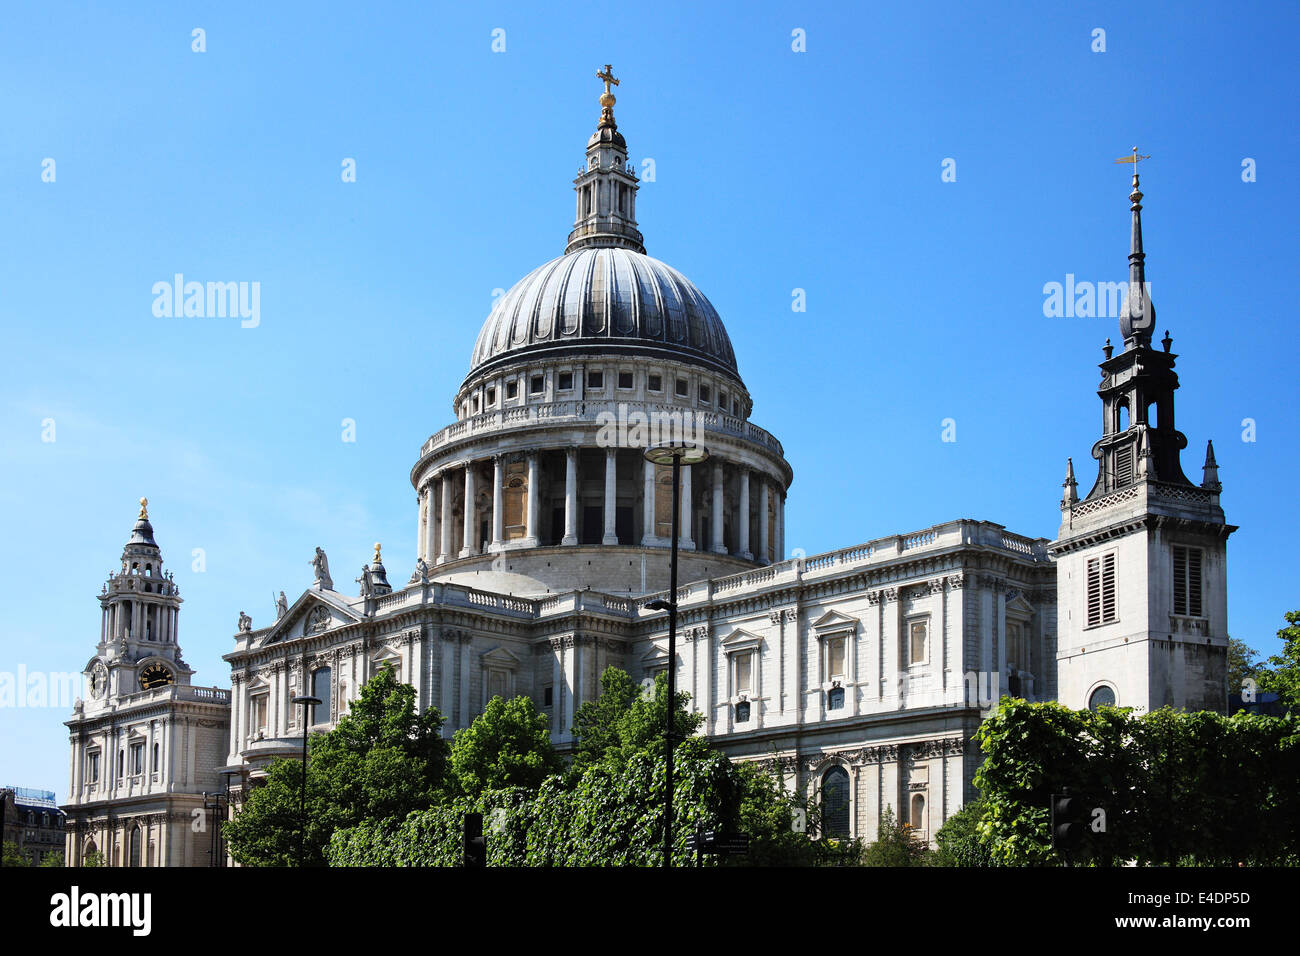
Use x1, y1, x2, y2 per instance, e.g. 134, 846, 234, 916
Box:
1088, 685, 1117, 711
821, 766, 850, 838
311, 667, 332, 724
129, 825, 142, 868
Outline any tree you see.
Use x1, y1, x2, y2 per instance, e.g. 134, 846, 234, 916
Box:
933, 799, 996, 867
224, 665, 448, 866
1257, 611, 1300, 709
2, 841, 29, 867
449, 695, 562, 797
1227, 636, 1264, 696
39, 850, 65, 867
82, 849, 104, 867
860, 807, 930, 866
571, 668, 703, 773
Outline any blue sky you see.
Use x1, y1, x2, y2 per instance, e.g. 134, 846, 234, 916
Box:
2, 1, 1296, 799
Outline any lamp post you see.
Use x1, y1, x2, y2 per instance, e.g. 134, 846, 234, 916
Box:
643, 441, 708, 869
291, 694, 321, 866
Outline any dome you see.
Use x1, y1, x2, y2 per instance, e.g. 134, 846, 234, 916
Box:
467, 247, 739, 381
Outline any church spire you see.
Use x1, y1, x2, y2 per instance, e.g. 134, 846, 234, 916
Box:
565, 64, 645, 255
1201, 440, 1222, 492
1117, 148, 1155, 347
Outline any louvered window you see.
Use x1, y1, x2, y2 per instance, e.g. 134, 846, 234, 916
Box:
1173, 546, 1203, 617
1115, 446, 1134, 486
1086, 552, 1117, 627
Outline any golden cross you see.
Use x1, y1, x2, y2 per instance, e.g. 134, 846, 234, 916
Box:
597, 64, 619, 97
1114, 146, 1151, 169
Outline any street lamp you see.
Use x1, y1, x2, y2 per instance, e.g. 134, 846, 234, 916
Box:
643, 441, 709, 868
291, 694, 321, 866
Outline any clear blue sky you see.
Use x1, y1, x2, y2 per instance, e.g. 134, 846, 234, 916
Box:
2, 1, 1296, 799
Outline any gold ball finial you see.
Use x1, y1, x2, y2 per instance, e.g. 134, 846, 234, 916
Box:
373, 542, 382, 564
138, 497, 149, 519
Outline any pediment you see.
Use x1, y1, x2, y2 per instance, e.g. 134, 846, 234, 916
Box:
1006, 594, 1035, 619
479, 645, 522, 669
721, 628, 764, 651
810, 610, 859, 633
258, 589, 363, 646
641, 643, 669, 664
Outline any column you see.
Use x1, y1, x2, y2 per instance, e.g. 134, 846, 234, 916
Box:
423, 485, 436, 565
439, 475, 452, 564
562, 449, 578, 546
711, 460, 725, 553
680, 462, 695, 549
491, 456, 504, 551
416, 491, 427, 563
460, 464, 476, 558
777, 490, 785, 562
759, 479, 770, 563
525, 452, 540, 546
738, 470, 752, 559
602, 449, 619, 545
641, 458, 656, 546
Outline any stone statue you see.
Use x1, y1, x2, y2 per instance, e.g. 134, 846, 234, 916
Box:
408, 557, 429, 585
238, 611, 252, 633
310, 547, 333, 590
356, 565, 373, 598
275, 591, 289, 619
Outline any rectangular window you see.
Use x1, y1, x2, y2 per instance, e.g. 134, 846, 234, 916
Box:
698, 384, 711, 404
253, 695, 268, 733
909, 620, 928, 664
129, 743, 143, 776
1173, 546, 1203, 617
486, 387, 496, 405
618, 370, 633, 389
543, 686, 553, 707
1115, 446, 1134, 486
735, 652, 753, 696
472, 395, 480, 413
826, 635, 846, 679
675, 378, 688, 397
648, 374, 662, 392
505, 381, 518, 399
587, 370, 604, 389
557, 372, 573, 390
87, 752, 100, 784
827, 686, 845, 710
1086, 551, 1117, 626
529, 375, 544, 394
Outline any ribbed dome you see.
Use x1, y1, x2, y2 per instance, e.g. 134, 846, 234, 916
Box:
468, 247, 739, 379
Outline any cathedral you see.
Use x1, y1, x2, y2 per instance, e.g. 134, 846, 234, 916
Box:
62, 70, 1233, 865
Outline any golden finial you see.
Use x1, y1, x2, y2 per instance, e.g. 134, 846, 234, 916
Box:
373, 542, 382, 564
596, 63, 619, 109
138, 497, 149, 520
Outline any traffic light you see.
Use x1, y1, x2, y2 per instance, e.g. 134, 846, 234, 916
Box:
1051, 792, 1087, 857
463, 812, 486, 868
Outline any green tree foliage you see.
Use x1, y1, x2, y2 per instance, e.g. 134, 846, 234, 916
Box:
448, 695, 562, 797
38, 850, 65, 867
82, 849, 104, 867
1227, 636, 1264, 695
859, 807, 930, 866
2, 841, 29, 866
571, 668, 702, 772
224, 665, 448, 866
1257, 610, 1300, 709
932, 799, 996, 867
329, 668, 832, 866
974, 698, 1300, 866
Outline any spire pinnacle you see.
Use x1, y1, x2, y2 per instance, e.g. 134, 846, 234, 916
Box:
1202, 440, 1222, 492
373, 542, 383, 565
596, 64, 619, 128
138, 497, 149, 520
1115, 148, 1155, 347
1062, 457, 1079, 507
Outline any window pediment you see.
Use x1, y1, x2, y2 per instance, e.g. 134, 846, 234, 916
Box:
721, 628, 763, 654
810, 610, 858, 635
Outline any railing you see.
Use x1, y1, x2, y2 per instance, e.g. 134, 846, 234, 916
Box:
418, 399, 785, 459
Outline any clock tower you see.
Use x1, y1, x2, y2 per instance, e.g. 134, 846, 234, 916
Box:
62, 500, 232, 867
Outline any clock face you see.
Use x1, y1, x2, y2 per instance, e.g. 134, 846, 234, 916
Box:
139, 663, 174, 690
89, 664, 108, 699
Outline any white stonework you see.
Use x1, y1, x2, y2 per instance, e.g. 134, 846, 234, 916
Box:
66, 80, 1230, 863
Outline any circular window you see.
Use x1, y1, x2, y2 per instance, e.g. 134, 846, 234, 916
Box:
1088, 685, 1117, 711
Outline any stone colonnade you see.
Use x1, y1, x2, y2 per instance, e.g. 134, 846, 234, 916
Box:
415, 448, 785, 564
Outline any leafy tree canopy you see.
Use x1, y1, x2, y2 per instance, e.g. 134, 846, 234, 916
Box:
448, 694, 562, 797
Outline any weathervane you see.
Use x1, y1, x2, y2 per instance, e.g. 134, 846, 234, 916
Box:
1114, 146, 1151, 181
